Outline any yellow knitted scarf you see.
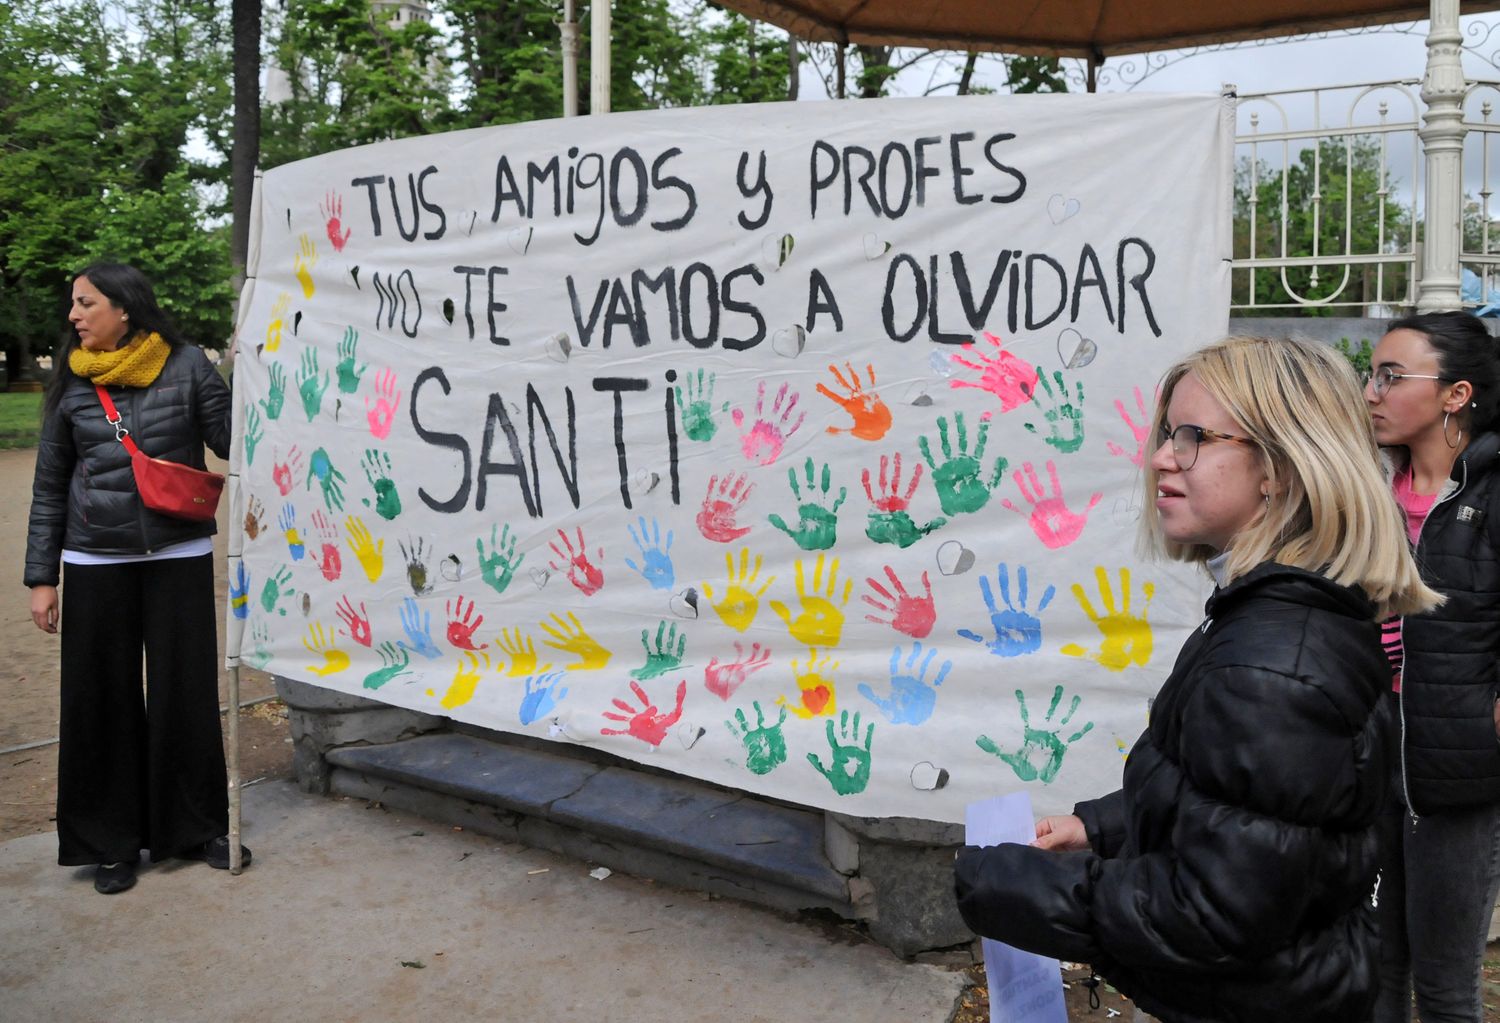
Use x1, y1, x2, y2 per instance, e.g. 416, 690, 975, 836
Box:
69, 331, 171, 387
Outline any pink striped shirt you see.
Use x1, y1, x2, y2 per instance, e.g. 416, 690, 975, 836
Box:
1381, 468, 1438, 692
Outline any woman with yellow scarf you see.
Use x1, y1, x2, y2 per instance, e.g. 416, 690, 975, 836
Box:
24, 263, 240, 894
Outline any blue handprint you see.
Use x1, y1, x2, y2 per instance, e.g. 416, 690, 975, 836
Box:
624, 516, 675, 591
229, 562, 251, 620
958, 563, 1055, 658
397, 597, 442, 660
278, 503, 305, 562
858, 642, 952, 725
519, 670, 570, 725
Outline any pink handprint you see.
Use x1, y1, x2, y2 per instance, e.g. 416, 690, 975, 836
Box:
335, 595, 372, 647
731, 381, 805, 466
548, 527, 604, 596
697, 472, 755, 543
601, 679, 687, 746
311, 509, 342, 581
1002, 460, 1103, 550
320, 191, 351, 252
704, 641, 772, 701
863, 566, 936, 638
949, 332, 1040, 412
365, 368, 402, 440
1106, 386, 1153, 467
445, 595, 488, 650
861, 452, 921, 512
272, 446, 304, 497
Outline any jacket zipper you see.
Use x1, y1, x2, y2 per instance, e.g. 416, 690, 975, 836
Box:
1399, 457, 1468, 828
123, 387, 157, 554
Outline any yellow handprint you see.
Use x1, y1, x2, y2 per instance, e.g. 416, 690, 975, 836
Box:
294, 234, 318, 298
702, 547, 775, 633
495, 627, 551, 678
265, 292, 291, 353
302, 622, 350, 676
441, 651, 492, 710
770, 553, 852, 648
777, 648, 840, 719
539, 612, 612, 671
1060, 566, 1155, 671
345, 514, 384, 583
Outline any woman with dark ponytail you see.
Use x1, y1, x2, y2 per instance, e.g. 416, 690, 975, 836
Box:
1366, 311, 1500, 1023
24, 263, 245, 895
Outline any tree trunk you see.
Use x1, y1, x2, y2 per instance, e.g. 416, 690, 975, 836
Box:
957, 52, 977, 95
231, 0, 262, 280
787, 35, 799, 100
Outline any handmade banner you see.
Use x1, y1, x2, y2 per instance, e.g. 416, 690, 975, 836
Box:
227, 93, 1233, 822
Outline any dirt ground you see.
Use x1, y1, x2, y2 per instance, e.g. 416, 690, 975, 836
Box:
0, 447, 293, 844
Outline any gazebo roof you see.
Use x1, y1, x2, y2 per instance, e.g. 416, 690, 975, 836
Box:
710, 1, 1500, 57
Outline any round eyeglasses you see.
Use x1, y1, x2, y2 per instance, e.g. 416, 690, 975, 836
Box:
1159, 423, 1255, 470
1369, 366, 1446, 397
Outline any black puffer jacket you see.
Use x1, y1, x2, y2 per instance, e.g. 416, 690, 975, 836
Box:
954, 564, 1390, 1023
1398, 432, 1500, 813
25, 344, 231, 587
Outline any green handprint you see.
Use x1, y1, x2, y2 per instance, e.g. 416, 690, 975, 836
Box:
244, 404, 264, 466
244, 619, 272, 670
629, 620, 686, 681
976, 686, 1094, 783
259, 565, 295, 615
297, 347, 330, 422
865, 510, 946, 548
337, 326, 367, 394
768, 457, 846, 551
307, 447, 347, 512
1024, 371, 1086, 454
726, 701, 788, 775
476, 524, 524, 595
261, 361, 287, 421
363, 641, 413, 690
362, 448, 402, 520
808, 710, 874, 796
918, 412, 1008, 516
675, 368, 726, 442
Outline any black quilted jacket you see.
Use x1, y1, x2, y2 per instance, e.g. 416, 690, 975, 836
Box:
1398, 432, 1500, 813
954, 564, 1390, 1023
25, 344, 231, 587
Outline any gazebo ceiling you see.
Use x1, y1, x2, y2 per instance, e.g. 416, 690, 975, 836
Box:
711, 1, 1500, 57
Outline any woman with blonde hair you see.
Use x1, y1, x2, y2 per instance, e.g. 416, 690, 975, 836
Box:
955, 335, 1439, 1023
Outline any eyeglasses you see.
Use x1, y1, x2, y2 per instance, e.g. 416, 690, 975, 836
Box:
1370, 366, 1446, 397
1159, 423, 1255, 470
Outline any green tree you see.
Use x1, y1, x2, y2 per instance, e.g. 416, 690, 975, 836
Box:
1234, 136, 1414, 315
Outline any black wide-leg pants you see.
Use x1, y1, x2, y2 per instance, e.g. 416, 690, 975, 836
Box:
56, 554, 227, 865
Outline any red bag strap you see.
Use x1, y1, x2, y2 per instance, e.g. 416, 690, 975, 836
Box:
94, 384, 142, 457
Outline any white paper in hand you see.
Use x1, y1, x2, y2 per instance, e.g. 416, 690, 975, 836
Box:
965, 792, 1069, 1023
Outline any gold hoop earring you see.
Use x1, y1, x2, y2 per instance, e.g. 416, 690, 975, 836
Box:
1443, 411, 1464, 450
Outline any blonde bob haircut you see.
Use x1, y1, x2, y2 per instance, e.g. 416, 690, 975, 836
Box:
1141, 335, 1441, 619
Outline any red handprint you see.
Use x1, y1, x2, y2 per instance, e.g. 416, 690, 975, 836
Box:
1002, 460, 1103, 550
320, 191, 352, 252
861, 453, 922, 512
949, 332, 1040, 412
703, 641, 772, 701
863, 566, 936, 638
601, 679, 687, 747
365, 368, 402, 440
696, 472, 755, 543
731, 381, 805, 466
1106, 385, 1153, 467
444, 595, 488, 650
272, 446, 304, 497
335, 595, 373, 647
548, 527, 604, 596
816, 362, 892, 441
311, 509, 342, 581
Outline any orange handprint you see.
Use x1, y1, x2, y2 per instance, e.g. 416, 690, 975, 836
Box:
816, 362, 891, 441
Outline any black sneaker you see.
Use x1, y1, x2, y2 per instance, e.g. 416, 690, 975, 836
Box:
183, 836, 252, 870
94, 861, 137, 894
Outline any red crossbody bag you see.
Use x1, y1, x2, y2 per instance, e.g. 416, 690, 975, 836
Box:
95, 384, 224, 522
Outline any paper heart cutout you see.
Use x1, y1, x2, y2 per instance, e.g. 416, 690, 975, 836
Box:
772, 325, 806, 359
507, 226, 534, 255
529, 567, 550, 589
439, 554, 462, 582
678, 724, 706, 750
1047, 194, 1082, 225
669, 587, 700, 619
760, 233, 795, 271
902, 382, 934, 407
863, 233, 892, 260
1056, 328, 1098, 369
442, 298, 455, 325
936, 540, 975, 577
544, 332, 572, 362
910, 762, 950, 791
928, 350, 956, 379
630, 469, 661, 495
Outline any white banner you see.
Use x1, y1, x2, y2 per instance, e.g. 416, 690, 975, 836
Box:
229, 93, 1231, 822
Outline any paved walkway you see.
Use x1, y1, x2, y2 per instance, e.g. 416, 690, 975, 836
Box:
0, 780, 965, 1023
